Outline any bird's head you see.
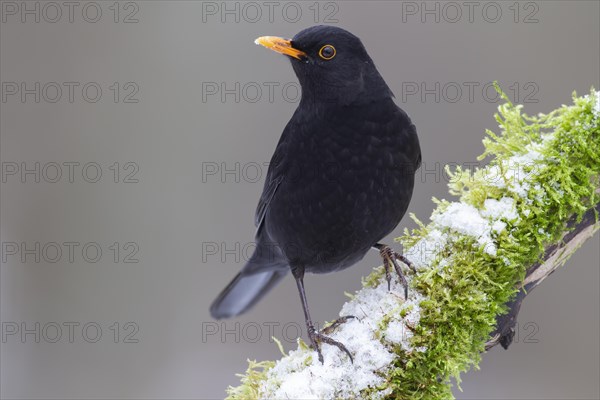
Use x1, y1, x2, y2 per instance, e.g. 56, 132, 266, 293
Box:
255, 25, 393, 105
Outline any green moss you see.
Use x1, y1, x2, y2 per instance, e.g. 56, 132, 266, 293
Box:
225, 88, 599, 399
362, 265, 386, 288
225, 359, 275, 400
386, 88, 599, 399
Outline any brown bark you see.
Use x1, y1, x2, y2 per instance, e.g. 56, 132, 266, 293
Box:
487, 201, 600, 350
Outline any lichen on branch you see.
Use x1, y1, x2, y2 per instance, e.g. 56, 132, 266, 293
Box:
225, 87, 600, 400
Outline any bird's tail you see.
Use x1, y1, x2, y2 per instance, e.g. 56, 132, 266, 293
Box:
209, 268, 287, 319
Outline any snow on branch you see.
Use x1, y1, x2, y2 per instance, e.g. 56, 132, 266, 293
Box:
226, 87, 600, 400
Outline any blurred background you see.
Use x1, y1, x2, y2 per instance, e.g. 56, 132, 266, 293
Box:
1, 1, 598, 398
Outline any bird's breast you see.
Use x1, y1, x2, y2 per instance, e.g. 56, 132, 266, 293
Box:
265, 111, 416, 269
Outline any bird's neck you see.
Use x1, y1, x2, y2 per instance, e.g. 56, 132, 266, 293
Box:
298, 64, 393, 108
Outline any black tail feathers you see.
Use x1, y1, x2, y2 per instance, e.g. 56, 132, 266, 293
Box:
210, 269, 287, 319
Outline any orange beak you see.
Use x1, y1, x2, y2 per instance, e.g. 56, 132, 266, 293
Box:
254, 36, 307, 60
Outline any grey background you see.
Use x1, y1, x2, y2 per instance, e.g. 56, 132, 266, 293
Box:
0, 1, 598, 399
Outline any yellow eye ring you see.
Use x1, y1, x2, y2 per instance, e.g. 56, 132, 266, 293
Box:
318, 45, 336, 60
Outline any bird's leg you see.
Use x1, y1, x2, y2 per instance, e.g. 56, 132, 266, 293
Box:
374, 243, 416, 299
292, 266, 354, 364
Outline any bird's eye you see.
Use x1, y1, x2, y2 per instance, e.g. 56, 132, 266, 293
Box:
318, 45, 336, 60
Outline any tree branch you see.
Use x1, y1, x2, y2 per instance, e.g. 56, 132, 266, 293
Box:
487, 194, 600, 350
226, 89, 600, 399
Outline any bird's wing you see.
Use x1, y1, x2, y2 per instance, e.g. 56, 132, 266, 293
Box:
254, 173, 283, 229
254, 116, 297, 231
392, 105, 422, 171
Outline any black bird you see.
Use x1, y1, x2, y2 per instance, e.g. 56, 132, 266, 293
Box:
210, 26, 421, 363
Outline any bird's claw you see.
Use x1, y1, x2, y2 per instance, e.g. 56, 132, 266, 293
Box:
320, 315, 356, 335
379, 245, 415, 299
308, 325, 354, 364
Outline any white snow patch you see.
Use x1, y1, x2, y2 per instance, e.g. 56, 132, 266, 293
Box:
502, 148, 544, 199
432, 203, 497, 255
491, 220, 507, 233
260, 280, 415, 399
434, 203, 489, 238
405, 228, 447, 270
384, 320, 406, 345
482, 197, 519, 222
384, 292, 425, 353
587, 90, 600, 118
407, 197, 518, 261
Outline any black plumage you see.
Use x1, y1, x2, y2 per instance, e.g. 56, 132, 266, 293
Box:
210, 25, 421, 363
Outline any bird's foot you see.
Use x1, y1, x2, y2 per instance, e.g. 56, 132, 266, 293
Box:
308, 324, 353, 364
378, 244, 416, 299
320, 315, 356, 335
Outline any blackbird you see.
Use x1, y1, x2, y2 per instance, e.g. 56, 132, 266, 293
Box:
210, 25, 421, 363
